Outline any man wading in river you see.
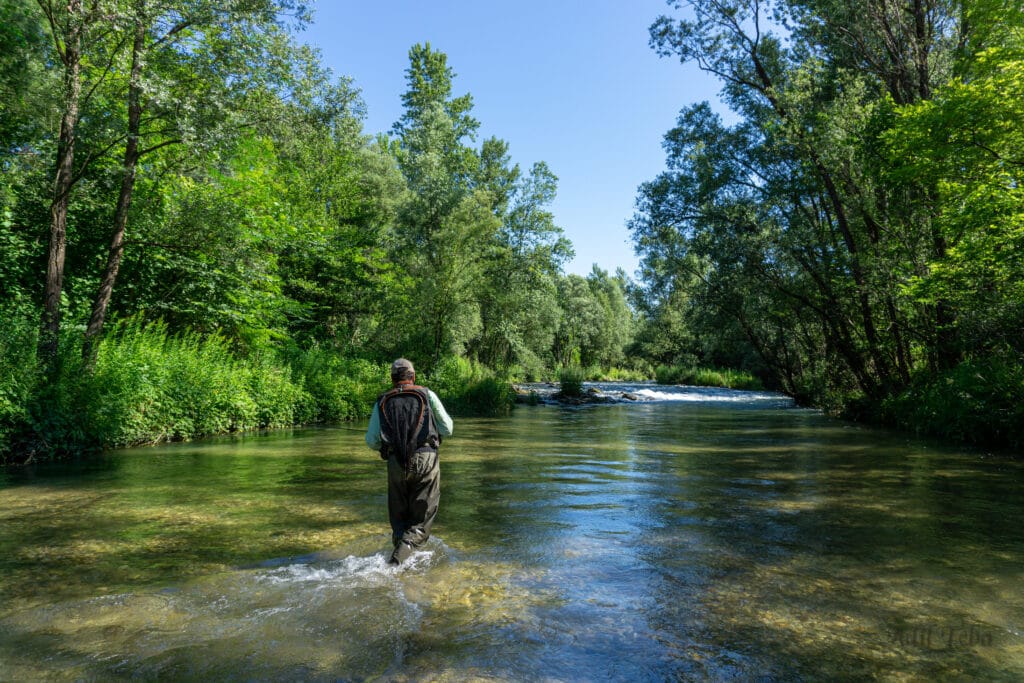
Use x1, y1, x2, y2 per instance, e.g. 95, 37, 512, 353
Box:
365, 358, 453, 565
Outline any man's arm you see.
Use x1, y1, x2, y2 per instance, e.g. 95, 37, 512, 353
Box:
365, 401, 382, 450
427, 389, 453, 437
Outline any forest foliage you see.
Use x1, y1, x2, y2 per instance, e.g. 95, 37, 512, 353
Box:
2, 0, 1021, 461
631, 0, 1023, 447
0, 0, 636, 461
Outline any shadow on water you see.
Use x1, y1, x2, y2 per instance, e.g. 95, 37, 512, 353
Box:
1, 392, 1023, 680
627, 407, 1024, 680
0, 428, 384, 606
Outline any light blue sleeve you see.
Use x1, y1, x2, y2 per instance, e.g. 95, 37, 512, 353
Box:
428, 389, 453, 437
365, 401, 382, 450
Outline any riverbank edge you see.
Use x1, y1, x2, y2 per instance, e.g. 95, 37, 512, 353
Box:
1, 379, 517, 468
0, 323, 519, 466
5, 355, 1020, 464
846, 356, 1024, 453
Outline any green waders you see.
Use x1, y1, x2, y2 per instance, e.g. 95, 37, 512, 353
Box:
386, 448, 440, 564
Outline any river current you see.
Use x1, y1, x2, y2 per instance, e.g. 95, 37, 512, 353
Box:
1, 383, 1021, 680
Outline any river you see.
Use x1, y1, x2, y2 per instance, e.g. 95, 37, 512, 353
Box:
1, 383, 1021, 680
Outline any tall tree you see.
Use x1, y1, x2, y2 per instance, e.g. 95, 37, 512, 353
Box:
272, 73, 407, 352
35, 0, 107, 367
580, 266, 634, 368
549, 266, 636, 372
884, 5, 1024, 356
636, 0, 973, 404
389, 43, 500, 366
476, 157, 571, 374
82, 0, 311, 362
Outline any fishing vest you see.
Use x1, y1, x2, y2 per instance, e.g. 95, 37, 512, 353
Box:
377, 384, 441, 466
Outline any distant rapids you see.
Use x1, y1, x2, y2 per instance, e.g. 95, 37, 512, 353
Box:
515, 381, 796, 409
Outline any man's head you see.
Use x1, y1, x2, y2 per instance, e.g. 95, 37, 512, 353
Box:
390, 358, 415, 384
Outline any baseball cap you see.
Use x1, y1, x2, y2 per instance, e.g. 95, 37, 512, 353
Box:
390, 358, 415, 379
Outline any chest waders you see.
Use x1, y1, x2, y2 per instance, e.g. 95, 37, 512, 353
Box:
377, 385, 442, 564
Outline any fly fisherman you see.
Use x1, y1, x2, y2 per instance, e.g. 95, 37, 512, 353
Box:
365, 358, 453, 565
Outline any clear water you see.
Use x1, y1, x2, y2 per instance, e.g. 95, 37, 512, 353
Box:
1, 384, 1022, 680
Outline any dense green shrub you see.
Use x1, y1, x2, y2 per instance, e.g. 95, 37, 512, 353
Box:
247, 353, 316, 428
558, 365, 585, 397
426, 356, 515, 416
655, 364, 763, 390
0, 319, 343, 460
78, 320, 314, 447
288, 349, 388, 422
0, 306, 39, 457
79, 320, 178, 446
27, 356, 96, 458
455, 377, 516, 416
881, 354, 1024, 449
426, 355, 481, 399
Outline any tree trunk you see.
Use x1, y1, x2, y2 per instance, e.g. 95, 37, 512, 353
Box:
911, 0, 932, 101
83, 12, 146, 364
38, 0, 85, 369
750, 45, 895, 394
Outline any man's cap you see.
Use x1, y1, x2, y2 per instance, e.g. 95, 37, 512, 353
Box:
390, 358, 415, 378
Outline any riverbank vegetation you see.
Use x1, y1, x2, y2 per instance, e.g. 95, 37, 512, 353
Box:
654, 365, 762, 391
631, 0, 1023, 448
2, 1, 1021, 462
0, 1, 638, 462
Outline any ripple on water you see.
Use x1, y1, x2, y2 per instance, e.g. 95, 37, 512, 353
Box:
2, 389, 1023, 680
0, 544, 448, 680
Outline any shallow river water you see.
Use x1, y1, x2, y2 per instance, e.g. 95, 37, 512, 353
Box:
1, 383, 1022, 681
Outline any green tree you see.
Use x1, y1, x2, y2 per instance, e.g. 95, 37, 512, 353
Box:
552, 274, 600, 368
884, 18, 1024, 356
82, 0, 312, 361
271, 81, 407, 352
34, 0, 103, 366
476, 158, 571, 375
389, 43, 501, 367
583, 266, 634, 368
637, 0, 979, 407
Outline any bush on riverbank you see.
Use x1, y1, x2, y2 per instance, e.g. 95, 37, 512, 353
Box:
0, 306, 40, 458
288, 349, 388, 422
0, 317, 528, 463
655, 364, 763, 390
426, 356, 515, 416
34, 320, 314, 453
0, 317, 380, 463
879, 353, 1024, 449
557, 365, 586, 397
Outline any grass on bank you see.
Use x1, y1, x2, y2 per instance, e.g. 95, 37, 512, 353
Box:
0, 315, 515, 463
655, 364, 764, 390
553, 363, 762, 398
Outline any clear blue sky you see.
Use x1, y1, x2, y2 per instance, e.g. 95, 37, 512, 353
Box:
299, 1, 726, 278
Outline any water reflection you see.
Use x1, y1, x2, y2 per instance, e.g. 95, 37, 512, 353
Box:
1, 392, 1022, 680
